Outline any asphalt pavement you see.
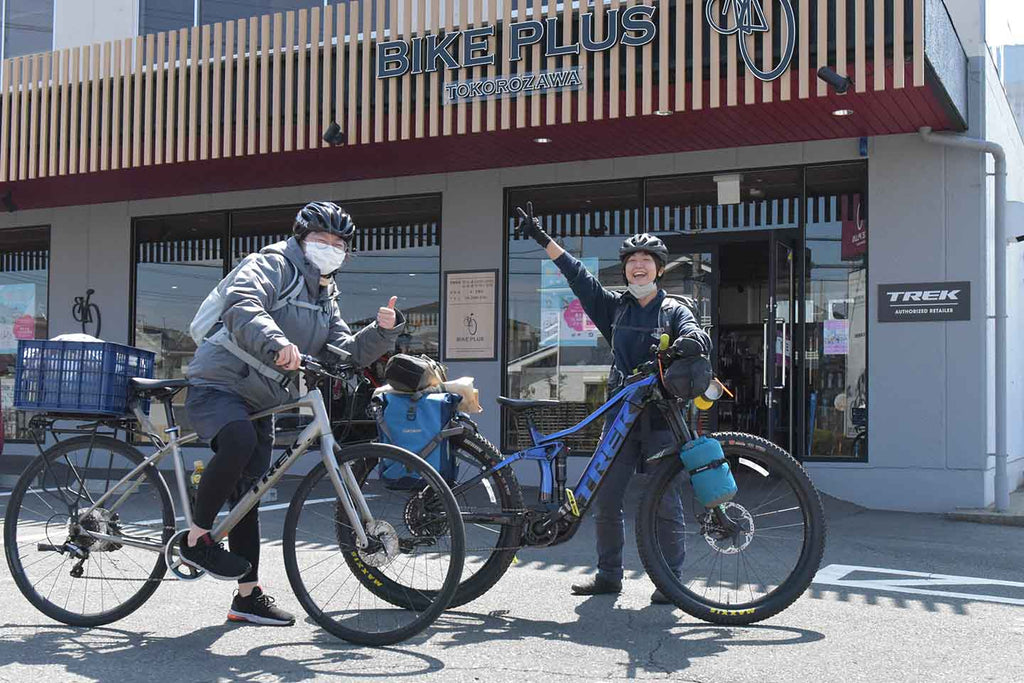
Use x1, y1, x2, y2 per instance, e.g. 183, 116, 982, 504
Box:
1, 479, 1022, 683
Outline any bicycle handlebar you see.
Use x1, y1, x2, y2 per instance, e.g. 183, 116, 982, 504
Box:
299, 354, 358, 381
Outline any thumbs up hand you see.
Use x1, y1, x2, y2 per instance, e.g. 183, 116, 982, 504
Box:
377, 296, 398, 330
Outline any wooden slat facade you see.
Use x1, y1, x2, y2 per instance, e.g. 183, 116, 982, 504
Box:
0, 0, 933, 182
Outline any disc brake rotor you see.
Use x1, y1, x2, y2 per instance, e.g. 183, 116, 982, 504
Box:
701, 502, 755, 554
359, 520, 401, 568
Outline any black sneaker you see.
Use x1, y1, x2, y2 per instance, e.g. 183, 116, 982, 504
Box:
179, 532, 251, 581
227, 587, 295, 626
570, 575, 623, 596
651, 588, 673, 605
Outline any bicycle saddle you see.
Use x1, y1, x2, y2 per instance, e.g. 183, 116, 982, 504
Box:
129, 377, 189, 399
495, 396, 559, 411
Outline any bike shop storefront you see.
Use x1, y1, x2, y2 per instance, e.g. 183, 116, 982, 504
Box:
503, 161, 868, 463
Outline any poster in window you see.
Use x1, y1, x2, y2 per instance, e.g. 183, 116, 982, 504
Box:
540, 259, 599, 347
0, 283, 36, 354
444, 270, 497, 361
823, 319, 850, 355
841, 194, 867, 261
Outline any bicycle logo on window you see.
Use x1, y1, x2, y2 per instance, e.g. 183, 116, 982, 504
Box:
72, 288, 102, 337
705, 0, 796, 82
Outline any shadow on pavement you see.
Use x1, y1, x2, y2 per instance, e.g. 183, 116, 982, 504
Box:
432, 597, 825, 677
0, 622, 445, 682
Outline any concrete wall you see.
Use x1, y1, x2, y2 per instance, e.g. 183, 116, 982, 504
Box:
806, 132, 990, 512
944, 0, 986, 58
982, 51, 1024, 494
53, 0, 138, 51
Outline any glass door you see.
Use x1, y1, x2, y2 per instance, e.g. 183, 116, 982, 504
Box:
765, 235, 795, 452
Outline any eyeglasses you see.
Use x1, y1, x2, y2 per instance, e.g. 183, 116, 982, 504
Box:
306, 233, 347, 250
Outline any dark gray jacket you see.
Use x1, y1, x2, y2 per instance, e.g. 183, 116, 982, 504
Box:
186, 237, 405, 411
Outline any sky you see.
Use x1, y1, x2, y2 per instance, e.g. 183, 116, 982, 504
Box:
987, 0, 1024, 48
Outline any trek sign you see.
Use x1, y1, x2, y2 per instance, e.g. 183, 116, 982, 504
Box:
376, 5, 657, 102
877, 281, 972, 322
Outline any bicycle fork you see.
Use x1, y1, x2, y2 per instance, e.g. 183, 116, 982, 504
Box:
313, 396, 373, 550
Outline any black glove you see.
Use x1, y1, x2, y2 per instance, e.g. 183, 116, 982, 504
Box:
672, 335, 706, 358
515, 201, 552, 248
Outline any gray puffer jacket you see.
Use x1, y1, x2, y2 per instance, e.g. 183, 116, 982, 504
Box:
186, 236, 405, 411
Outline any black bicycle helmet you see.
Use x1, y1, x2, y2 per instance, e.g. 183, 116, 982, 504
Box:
620, 233, 669, 266
293, 201, 356, 242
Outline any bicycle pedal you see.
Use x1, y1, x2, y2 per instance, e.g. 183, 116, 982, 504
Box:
565, 489, 580, 518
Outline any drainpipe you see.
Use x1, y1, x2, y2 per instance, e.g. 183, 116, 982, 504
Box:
919, 126, 1009, 512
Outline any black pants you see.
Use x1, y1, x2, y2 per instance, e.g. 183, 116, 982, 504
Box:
193, 417, 274, 584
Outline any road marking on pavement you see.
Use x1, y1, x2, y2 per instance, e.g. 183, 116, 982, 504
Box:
136, 497, 338, 526
813, 564, 1024, 607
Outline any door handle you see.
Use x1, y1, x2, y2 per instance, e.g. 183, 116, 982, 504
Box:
778, 318, 787, 390
762, 318, 769, 389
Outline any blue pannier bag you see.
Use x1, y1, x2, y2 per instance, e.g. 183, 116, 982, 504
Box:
679, 436, 737, 508
375, 392, 460, 489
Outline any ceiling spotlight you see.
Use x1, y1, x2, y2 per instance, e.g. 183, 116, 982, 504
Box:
322, 121, 345, 146
817, 66, 854, 94
654, 110, 673, 116
832, 109, 855, 117
533, 137, 552, 144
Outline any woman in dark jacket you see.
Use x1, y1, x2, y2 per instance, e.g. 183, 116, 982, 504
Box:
181, 201, 405, 626
516, 203, 712, 603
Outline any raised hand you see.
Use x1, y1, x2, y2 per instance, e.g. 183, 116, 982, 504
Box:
515, 201, 552, 248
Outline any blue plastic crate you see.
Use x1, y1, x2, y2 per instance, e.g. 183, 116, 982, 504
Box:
14, 340, 156, 416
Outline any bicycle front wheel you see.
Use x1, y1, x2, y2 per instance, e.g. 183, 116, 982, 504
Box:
282, 443, 465, 646
4, 435, 175, 627
636, 432, 826, 625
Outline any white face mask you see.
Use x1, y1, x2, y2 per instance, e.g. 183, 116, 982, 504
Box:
305, 241, 347, 274
628, 282, 658, 299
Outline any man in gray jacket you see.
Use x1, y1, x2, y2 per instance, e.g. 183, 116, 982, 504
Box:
181, 201, 404, 626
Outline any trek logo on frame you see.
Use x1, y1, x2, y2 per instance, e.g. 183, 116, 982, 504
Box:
376, 5, 657, 80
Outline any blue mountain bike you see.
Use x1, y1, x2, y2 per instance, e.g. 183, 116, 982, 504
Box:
351, 343, 827, 625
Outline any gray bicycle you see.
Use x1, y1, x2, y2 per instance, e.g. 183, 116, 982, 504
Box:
3, 354, 465, 646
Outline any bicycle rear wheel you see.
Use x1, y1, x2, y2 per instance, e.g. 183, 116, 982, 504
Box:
636, 432, 826, 625
282, 443, 465, 646
4, 435, 175, 627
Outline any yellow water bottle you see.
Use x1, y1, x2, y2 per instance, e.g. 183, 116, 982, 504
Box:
191, 460, 205, 488
694, 378, 732, 411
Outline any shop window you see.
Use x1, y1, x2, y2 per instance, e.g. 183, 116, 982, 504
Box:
134, 212, 227, 435
0, 226, 49, 441
3, 0, 53, 58
337, 195, 442, 364
139, 0, 195, 37
505, 180, 642, 453
133, 195, 441, 436
201, 1, 325, 30
804, 163, 868, 460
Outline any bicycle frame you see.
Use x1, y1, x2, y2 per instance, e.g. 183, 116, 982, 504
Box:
72, 387, 374, 555
456, 373, 692, 527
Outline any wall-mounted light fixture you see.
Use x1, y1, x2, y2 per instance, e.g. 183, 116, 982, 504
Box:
817, 66, 854, 94
322, 121, 345, 146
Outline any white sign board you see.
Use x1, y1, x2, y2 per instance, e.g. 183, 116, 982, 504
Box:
444, 270, 497, 361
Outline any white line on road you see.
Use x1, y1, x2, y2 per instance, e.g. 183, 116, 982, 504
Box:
136, 497, 337, 526
813, 564, 1024, 607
